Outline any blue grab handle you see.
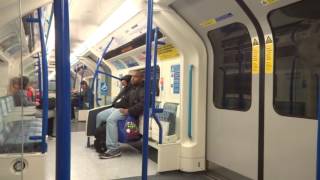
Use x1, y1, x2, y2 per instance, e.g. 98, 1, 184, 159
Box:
188, 64, 194, 139
29, 136, 42, 140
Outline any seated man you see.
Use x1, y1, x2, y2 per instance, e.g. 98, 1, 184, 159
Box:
97, 70, 144, 159
95, 74, 132, 127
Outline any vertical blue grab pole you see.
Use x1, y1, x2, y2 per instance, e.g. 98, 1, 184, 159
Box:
142, 0, 153, 179
89, 37, 114, 108
54, 0, 71, 179
37, 8, 48, 153
73, 64, 78, 89
78, 65, 85, 108
45, 4, 54, 45
151, 27, 159, 111
37, 53, 42, 97
95, 78, 100, 106
317, 75, 320, 180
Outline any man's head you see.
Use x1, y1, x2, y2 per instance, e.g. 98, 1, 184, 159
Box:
130, 70, 144, 86
80, 81, 88, 90
120, 75, 132, 87
12, 77, 20, 90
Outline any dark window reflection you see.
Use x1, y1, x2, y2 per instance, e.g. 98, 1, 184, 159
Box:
269, 0, 320, 119
208, 23, 252, 111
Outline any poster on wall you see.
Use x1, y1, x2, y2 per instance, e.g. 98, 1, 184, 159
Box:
110, 59, 126, 70
171, 64, 180, 94
122, 57, 139, 67
100, 82, 108, 96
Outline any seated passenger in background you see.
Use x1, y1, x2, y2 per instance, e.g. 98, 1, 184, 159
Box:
26, 81, 36, 101
96, 74, 132, 126
97, 70, 144, 159
71, 81, 92, 120
8, 77, 20, 95
13, 76, 39, 106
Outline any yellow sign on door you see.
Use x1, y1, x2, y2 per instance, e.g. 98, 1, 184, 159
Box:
261, 0, 278, 6
199, 18, 217, 28
252, 38, 260, 74
265, 35, 274, 74
158, 44, 180, 61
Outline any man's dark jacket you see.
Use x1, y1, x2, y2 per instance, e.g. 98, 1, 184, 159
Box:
111, 85, 132, 106
113, 83, 144, 118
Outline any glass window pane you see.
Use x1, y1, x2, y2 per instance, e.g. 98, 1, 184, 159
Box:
208, 23, 252, 111
269, 0, 320, 119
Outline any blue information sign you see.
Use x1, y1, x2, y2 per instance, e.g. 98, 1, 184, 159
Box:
100, 82, 108, 96
171, 64, 180, 94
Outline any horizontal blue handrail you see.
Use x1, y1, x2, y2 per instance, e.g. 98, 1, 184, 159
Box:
97, 71, 121, 80
29, 136, 42, 140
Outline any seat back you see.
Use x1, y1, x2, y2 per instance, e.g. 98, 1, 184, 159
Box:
160, 102, 179, 136
0, 98, 8, 116
5, 96, 13, 112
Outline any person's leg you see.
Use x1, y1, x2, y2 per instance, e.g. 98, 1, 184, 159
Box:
100, 109, 126, 159
96, 108, 114, 128
71, 98, 78, 120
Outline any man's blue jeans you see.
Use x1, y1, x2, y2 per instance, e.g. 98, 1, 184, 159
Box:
96, 108, 126, 150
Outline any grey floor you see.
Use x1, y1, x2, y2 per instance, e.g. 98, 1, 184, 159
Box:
71, 121, 86, 132
119, 171, 215, 180
45, 126, 157, 180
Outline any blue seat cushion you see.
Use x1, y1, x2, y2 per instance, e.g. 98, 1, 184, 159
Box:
0, 120, 42, 154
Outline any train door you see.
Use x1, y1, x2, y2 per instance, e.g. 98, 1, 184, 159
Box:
172, 0, 261, 179
243, 0, 320, 179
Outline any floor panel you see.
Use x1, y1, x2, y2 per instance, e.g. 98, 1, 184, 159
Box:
119, 171, 216, 180
45, 132, 157, 180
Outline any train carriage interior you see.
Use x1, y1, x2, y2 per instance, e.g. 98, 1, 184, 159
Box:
0, 0, 319, 180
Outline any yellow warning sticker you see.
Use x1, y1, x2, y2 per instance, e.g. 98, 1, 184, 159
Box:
265, 35, 274, 74
252, 38, 260, 74
199, 18, 217, 28
158, 44, 180, 61
261, 0, 278, 5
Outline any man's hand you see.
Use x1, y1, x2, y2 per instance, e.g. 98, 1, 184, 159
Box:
119, 108, 129, 115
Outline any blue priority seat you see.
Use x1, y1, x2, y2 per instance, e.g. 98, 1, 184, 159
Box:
117, 116, 141, 143
0, 99, 43, 154
0, 120, 42, 154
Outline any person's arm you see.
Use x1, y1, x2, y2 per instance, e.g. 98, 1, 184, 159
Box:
127, 88, 144, 117
20, 91, 36, 106
112, 88, 125, 105
113, 93, 128, 108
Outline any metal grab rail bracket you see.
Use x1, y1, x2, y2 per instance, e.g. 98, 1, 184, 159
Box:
150, 27, 163, 144
188, 64, 193, 139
